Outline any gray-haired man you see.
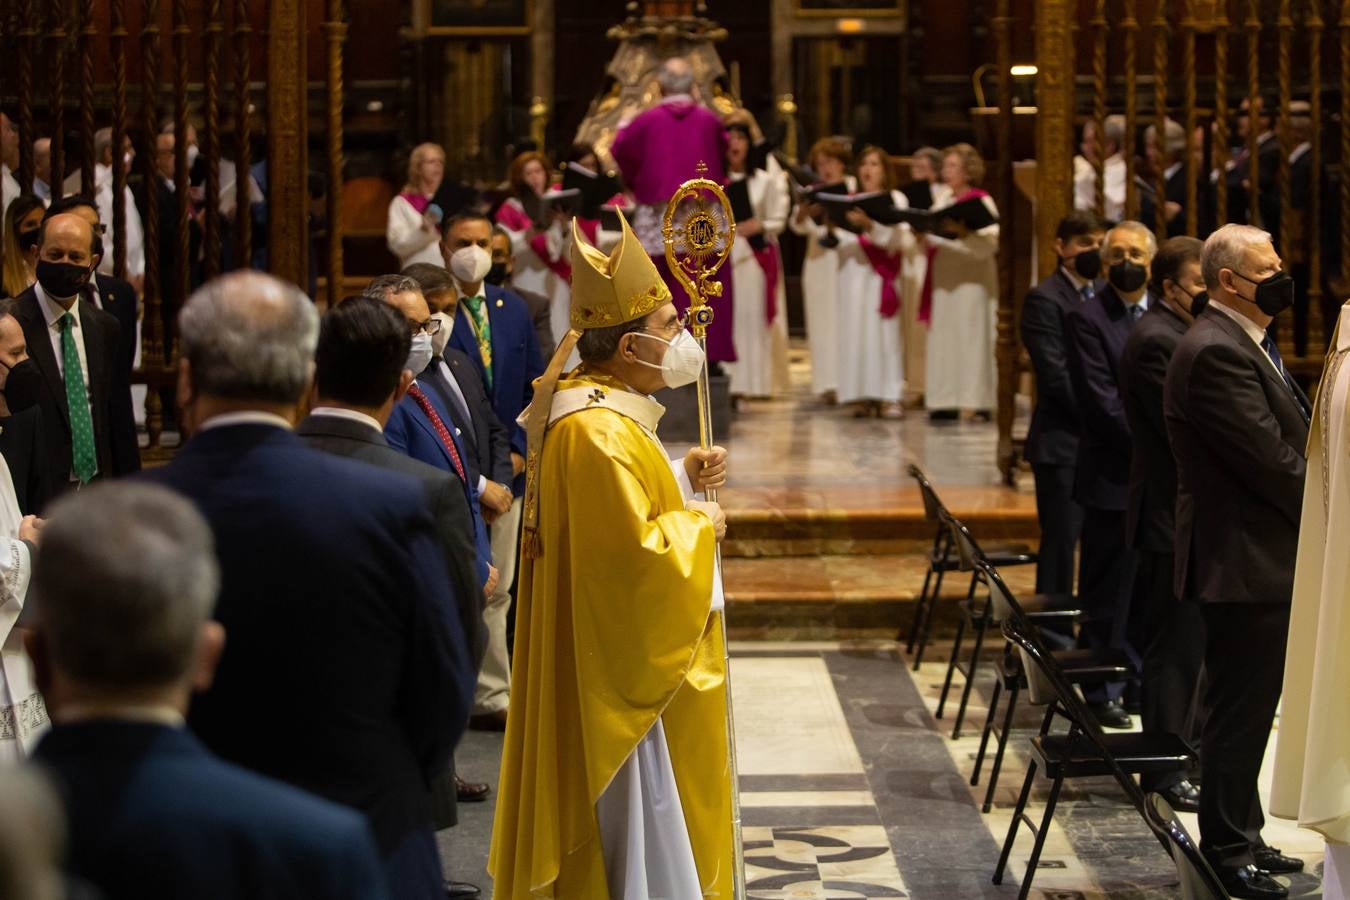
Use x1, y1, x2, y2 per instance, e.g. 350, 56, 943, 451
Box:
140, 270, 473, 900
28, 482, 390, 900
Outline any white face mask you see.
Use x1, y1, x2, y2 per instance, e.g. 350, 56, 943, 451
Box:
631, 329, 705, 389
450, 244, 492, 286
430, 311, 453, 356
406, 332, 434, 377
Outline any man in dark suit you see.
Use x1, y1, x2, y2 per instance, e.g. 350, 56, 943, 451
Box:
44, 195, 139, 378
1119, 236, 1208, 813
139, 130, 202, 354
1226, 98, 1282, 245
1286, 102, 1319, 355
298, 296, 486, 898
27, 482, 390, 900
141, 271, 472, 900
397, 266, 517, 505
441, 211, 546, 729
12, 212, 139, 506
490, 224, 555, 355
1065, 220, 1157, 729
1165, 224, 1309, 899
1140, 119, 1199, 240
376, 277, 495, 598
1021, 211, 1106, 595
0, 299, 53, 515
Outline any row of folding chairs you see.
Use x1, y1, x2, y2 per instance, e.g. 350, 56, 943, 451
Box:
903, 466, 1227, 899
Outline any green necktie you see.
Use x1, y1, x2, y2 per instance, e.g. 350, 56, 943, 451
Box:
60, 313, 97, 483
463, 296, 494, 391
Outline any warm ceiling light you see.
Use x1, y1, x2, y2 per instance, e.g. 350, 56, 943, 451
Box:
1010, 65, 1038, 76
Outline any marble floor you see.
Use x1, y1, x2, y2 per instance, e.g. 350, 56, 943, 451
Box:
442, 640, 1326, 899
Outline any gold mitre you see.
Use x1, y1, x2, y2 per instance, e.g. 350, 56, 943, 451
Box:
568, 209, 671, 331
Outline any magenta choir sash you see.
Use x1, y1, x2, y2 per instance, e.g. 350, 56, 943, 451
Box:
858, 234, 902, 319
918, 187, 991, 324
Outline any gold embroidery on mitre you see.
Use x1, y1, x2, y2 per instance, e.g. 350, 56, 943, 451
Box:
568, 208, 670, 330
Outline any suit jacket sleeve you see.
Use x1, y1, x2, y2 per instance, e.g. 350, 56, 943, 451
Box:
399, 505, 473, 782
102, 316, 141, 476
1020, 289, 1077, 413
512, 310, 546, 458
384, 407, 412, 455
431, 479, 487, 672
1128, 333, 1172, 444
1066, 309, 1131, 444
1184, 341, 1306, 525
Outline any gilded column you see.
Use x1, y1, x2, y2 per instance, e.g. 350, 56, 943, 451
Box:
1036, 0, 1075, 279
267, 0, 309, 289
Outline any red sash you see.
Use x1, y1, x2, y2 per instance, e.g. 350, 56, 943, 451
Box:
918, 188, 990, 324
752, 242, 780, 325
399, 191, 431, 214
858, 234, 902, 319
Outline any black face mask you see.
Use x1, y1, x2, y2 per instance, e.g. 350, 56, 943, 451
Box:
484, 262, 509, 287
1107, 260, 1148, 294
1, 359, 43, 414
35, 259, 91, 300
1069, 247, 1102, 280
1233, 269, 1294, 316
16, 229, 38, 253
1186, 288, 1209, 316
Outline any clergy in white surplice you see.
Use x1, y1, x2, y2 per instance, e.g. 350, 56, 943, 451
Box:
835, 146, 908, 418
0, 429, 43, 763
1271, 300, 1350, 895
724, 125, 791, 399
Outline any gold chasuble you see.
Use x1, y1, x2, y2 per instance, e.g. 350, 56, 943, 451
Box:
488, 213, 734, 899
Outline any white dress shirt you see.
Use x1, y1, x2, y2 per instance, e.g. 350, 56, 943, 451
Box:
35, 282, 92, 406
1211, 300, 1285, 379
425, 367, 490, 497
308, 406, 382, 434
198, 411, 293, 431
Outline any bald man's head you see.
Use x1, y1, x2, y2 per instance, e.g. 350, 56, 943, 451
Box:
34, 214, 96, 304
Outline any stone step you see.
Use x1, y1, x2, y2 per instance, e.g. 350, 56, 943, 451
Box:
720, 484, 1040, 558
723, 553, 1040, 640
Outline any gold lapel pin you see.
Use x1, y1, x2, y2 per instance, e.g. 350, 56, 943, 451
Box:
496, 299, 504, 307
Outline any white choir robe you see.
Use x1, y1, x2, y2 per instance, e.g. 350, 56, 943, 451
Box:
1272, 302, 1350, 886
595, 452, 724, 900
0, 453, 41, 764
923, 193, 1000, 412
898, 183, 952, 401
834, 190, 908, 405
725, 160, 790, 398
385, 193, 444, 269
789, 174, 857, 397
498, 197, 573, 355
1072, 153, 1126, 222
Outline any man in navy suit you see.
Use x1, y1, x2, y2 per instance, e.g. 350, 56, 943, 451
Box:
1120, 236, 1208, 813
1021, 211, 1107, 595
379, 277, 496, 597
1065, 220, 1157, 729
441, 211, 545, 729
140, 272, 471, 900
28, 481, 390, 900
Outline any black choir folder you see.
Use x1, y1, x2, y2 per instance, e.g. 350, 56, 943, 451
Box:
561, 163, 624, 219
725, 179, 767, 250
521, 187, 582, 228
812, 191, 998, 236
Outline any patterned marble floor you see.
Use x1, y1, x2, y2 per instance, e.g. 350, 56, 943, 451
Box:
443, 642, 1326, 899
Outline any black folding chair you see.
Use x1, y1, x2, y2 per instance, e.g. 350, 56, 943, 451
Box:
992, 614, 1195, 900
902, 464, 1036, 671
934, 508, 1078, 739
970, 559, 1132, 814
1143, 793, 1232, 900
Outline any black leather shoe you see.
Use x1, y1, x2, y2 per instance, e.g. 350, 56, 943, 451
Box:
1158, 778, 1201, 813
1252, 846, 1305, 874
1217, 865, 1288, 899
455, 775, 490, 803
1087, 700, 1133, 729
445, 882, 481, 899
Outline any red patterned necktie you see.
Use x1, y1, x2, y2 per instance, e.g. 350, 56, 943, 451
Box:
407, 383, 467, 483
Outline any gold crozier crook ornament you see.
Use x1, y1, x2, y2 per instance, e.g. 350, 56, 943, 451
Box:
662, 162, 746, 900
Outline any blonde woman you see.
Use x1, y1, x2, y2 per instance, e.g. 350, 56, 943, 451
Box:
921, 143, 999, 420
386, 142, 448, 268
2, 196, 43, 298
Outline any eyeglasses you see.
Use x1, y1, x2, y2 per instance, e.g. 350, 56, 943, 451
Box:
411, 317, 442, 337
642, 313, 687, 336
